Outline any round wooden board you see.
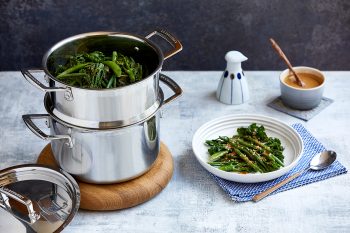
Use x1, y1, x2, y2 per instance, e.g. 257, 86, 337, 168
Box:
37, 142, 173, 211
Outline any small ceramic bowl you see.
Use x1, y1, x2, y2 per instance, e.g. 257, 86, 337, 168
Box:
280, 66, 325, 110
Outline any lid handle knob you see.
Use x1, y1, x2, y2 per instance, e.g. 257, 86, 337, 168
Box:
0, 186, 40, 224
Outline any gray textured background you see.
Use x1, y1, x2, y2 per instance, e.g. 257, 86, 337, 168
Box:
0, 0, 349, 71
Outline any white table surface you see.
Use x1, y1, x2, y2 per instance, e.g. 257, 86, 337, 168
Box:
0, 71, 349, 233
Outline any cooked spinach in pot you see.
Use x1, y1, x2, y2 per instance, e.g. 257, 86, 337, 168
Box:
54, 51, 144, 89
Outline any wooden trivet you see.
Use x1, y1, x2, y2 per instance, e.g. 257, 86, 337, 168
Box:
37, 142, 173, 211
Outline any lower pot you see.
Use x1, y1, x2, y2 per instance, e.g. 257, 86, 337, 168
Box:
22, 76, 182, 184
23, 113, 160, 184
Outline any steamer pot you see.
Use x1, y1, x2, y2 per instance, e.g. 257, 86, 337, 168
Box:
21, 29, 182, 128
22, 76, 182, 184
43, 74, 181, 129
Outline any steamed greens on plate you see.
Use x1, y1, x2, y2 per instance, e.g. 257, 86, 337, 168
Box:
54, 51, 144, 89
205, 123, 284, 173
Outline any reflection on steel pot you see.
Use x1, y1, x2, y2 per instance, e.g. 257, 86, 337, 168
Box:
21, 29, 182, 128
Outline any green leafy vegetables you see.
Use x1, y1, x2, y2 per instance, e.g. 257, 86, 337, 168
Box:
54, 51, 144, 89
205, 123, 284, 173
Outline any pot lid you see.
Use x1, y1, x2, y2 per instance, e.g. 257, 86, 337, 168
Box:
0, 164, 80, 233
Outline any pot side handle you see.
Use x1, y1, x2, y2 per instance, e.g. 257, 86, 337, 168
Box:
145, 29, 183, 60
21, 69, 71, 93
22, 114, 73, 148
159, 74, 183, 106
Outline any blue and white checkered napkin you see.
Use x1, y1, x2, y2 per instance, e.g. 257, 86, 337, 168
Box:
211, 123, 347, 202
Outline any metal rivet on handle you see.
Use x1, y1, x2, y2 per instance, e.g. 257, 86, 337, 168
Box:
45, 119, 50, 128
44, 74, 50, 83
64, 90, 74, 101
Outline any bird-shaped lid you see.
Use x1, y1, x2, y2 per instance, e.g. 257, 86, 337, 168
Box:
225, 51, 248, 63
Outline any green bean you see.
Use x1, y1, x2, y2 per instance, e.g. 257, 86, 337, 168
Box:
233, 148, 263, 173
103, 61, 121, 77
57, 63, 90, 78
244, 136, 272, 152
237, 145, 269, 172
112, 51, 117, 62
209, 151, 228, 162
107, 75, 116, 88
205, 123, 285, 174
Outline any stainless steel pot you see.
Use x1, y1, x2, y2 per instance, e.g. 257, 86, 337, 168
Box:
23, 113, 160, 184
21, 29, 182, 128
44, 74, 181, 129
22, 76, 182, 184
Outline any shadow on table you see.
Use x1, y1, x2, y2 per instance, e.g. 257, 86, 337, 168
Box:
176, 147, 242, 204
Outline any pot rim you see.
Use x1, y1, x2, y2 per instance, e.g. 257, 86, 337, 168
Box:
44, 88, 165, 131
42, 31, 165, 91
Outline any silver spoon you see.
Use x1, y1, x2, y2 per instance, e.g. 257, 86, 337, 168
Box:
253, 150, 337, 202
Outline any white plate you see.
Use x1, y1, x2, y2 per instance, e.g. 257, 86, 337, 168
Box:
192, 114, 303, 183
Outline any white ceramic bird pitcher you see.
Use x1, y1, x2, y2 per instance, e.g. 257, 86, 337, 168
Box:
216, 51, 249, 105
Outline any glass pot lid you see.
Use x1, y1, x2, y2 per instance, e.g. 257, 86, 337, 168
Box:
0, 164, 80, 233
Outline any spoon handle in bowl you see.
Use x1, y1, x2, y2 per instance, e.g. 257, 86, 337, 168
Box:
269, 38, 304, 87
252, 171, 303, 202
270, 38, 294, 69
